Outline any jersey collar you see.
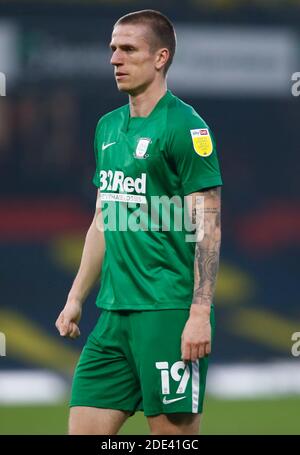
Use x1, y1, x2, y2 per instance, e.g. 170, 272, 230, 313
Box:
121, 89, 173, 133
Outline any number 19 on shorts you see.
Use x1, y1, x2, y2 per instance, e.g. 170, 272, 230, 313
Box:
155, 361, 190, 394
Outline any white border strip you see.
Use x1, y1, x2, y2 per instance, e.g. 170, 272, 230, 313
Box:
2, 362, 300, 404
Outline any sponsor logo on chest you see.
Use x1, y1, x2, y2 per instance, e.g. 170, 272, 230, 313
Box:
99, 170, 146, 194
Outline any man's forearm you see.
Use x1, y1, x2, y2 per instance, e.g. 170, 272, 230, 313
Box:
67, 214, 105, 306
190, 187, 221, 314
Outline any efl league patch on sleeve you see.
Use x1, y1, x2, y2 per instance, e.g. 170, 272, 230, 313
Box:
190, 128, 213, 157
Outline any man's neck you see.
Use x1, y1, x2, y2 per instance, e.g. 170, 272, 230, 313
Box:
129, 81, 167, 118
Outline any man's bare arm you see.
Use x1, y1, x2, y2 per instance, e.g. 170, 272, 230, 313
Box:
55, 190, 105, 338
181, 187, 221, 361
192, 187, 221, 310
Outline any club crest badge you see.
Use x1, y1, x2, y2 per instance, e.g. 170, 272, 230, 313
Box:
190, 128, 213, 157
134, 138, 151, 159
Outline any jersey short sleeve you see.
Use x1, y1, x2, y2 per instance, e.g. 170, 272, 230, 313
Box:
167, 110, 223, 195
92, 118, 102, 188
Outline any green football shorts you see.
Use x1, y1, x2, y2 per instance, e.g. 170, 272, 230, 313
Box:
70, 306, 215, 416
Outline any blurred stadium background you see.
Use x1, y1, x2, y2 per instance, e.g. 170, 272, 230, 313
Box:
0, 0, 299, 435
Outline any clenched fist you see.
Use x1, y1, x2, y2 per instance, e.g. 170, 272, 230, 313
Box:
55, 299, 82, 339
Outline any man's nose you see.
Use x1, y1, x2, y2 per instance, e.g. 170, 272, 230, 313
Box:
110, 49, 123, 66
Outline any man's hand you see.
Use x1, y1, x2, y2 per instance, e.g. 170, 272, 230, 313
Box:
55, 299, 82, 339
181, 307, 211, 362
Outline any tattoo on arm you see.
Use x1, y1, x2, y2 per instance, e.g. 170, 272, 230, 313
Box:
192, 187, 221, 307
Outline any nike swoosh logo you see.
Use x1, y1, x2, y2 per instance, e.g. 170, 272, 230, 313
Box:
163, 396, 186, 405
102, 142, 116, 151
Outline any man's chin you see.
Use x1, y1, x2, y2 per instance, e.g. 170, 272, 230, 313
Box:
116, 81, 131, 93
116, 80, 142, 95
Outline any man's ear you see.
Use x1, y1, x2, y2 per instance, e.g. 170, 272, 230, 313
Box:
155, 48, 169, 71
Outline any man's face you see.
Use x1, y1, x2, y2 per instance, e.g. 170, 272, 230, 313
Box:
110, 23, 159, 95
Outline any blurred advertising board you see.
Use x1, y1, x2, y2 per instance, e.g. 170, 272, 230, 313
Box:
169, 26, 298, 97
1, 20, 296, 98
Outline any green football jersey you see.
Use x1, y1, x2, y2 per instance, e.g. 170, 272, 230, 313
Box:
93, 90, 222, 310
